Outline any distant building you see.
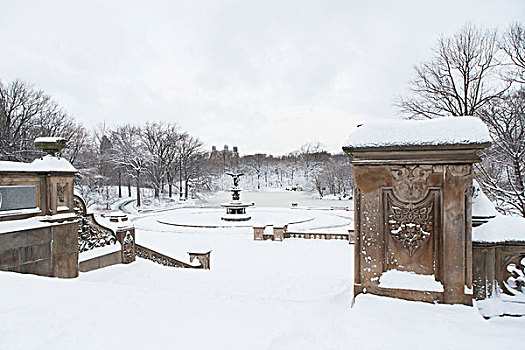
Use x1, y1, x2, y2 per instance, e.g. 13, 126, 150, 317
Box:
210, 144, 239, 169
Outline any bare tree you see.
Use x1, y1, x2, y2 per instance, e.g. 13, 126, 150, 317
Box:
111, 124, 150, 207
477, 88, 525, 217
397, 24, 508, 119
141, 122, 180, 199
243, 153, 267, 190
0, 79, 87, 163
501, 22, 525, 84
177, 133, 203, 199
0, 79, 50, 160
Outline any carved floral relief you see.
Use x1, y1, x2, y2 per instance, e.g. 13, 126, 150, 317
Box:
387, 193, 435, 257
390, 165, 432, 203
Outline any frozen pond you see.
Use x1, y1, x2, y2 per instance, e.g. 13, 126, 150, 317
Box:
199, 190, 352, 208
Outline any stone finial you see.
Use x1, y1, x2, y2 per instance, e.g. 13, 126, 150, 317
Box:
34, 137, 67, 156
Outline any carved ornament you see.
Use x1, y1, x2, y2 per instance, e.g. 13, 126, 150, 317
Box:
122, 231, 135, 263
390, 165, 432, 203
387, 192, 434, 257
57, 183, 67, 204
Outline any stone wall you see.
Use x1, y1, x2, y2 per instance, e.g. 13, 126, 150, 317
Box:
0, 220, 79, 278
79, 251, 122, 272
0, 155, 78, 278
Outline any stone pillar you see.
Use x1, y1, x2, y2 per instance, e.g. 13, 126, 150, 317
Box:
273, 226, 284, 241
253, 226, 265, 240
343, 117, 490, 305
116, 227, 136, 264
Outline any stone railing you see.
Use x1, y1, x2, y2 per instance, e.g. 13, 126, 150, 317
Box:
74, 195, 118, 253
253, 225, 352, 242
135, 244, 211, 270
473, 241, 525, 300
284, 231, 352, 241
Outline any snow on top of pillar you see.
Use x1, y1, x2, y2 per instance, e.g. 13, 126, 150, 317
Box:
0, 156, 76, 173
344, 116, 490, 148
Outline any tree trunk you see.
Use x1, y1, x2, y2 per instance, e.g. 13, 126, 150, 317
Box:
179, 159, 183, 200
128, 180, 131, 197
167, 172, 173, 198
136, 171, 141, 207
118, 170, 122, 198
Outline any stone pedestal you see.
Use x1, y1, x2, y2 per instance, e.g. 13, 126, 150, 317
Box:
273, 226, 285, 241
253, 226, 265, 240
344, 133, 490, 305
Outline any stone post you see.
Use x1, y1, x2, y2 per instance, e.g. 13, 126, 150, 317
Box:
116, 227, 136, 264
253, 226, 265, 240
273, 226, 284, 241
343, 117, 490, 305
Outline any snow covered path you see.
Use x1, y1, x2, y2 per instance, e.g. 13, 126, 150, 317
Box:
1, 193, 524, 349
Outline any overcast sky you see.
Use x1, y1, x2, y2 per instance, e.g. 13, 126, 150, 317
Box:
1, 0, 524, 155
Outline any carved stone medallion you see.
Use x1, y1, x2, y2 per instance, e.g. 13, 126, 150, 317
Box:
387, 192, 434, 257
390, 165, 432, 203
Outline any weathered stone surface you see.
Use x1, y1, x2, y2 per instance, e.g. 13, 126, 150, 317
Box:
0, 186, 37, 211
79, 251, 122, 272
473, 242, 525, 299
345, 142, 488, 305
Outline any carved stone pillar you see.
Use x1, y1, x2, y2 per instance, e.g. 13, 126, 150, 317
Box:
273, 226, 284, 241
253, 226, 265, 240
117, 228, 136, 264
343, 118, 490, 305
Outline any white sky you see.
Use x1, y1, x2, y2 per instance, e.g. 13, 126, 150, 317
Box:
1, 0, 524, 155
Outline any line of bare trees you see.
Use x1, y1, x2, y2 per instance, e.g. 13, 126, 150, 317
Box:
397, 22, 525, 217
80, 122, 207, 207
0, 79, 87, 163
0, 79, 352, 208
209, 142, 353, 199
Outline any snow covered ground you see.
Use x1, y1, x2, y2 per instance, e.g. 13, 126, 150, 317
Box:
1, 191, 524, 349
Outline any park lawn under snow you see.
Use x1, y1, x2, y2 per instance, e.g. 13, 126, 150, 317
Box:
1, 200, 524, 349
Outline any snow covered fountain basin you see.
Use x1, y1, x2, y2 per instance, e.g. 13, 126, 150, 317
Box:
220, 201, 253, 222
156, 207, 315, 228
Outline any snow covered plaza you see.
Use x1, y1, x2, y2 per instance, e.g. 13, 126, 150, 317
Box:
0, 117, 524, 349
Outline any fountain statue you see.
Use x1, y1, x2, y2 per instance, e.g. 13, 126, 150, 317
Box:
221, 173, 253, 221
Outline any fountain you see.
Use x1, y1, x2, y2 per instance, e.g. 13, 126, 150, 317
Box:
221, 173, 253, 221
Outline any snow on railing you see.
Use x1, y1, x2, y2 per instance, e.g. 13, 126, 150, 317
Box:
135, 244, 211, 270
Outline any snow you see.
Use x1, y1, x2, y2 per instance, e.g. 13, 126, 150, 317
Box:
154, 207, 352, 233
0, 191, 523, 349
0, 155, 76, 173
472, 214, 525, 243
0, 161, 36, 172
378, 269, 444, 292
0, 213, 77, 234
476, 293, 525, 318
344, 116, 491, 148
34, 136, 66, 143
472, 180, 498, 218
79, 244, 121, 261
30, 155, 76, 172
0, 207, 42, 218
